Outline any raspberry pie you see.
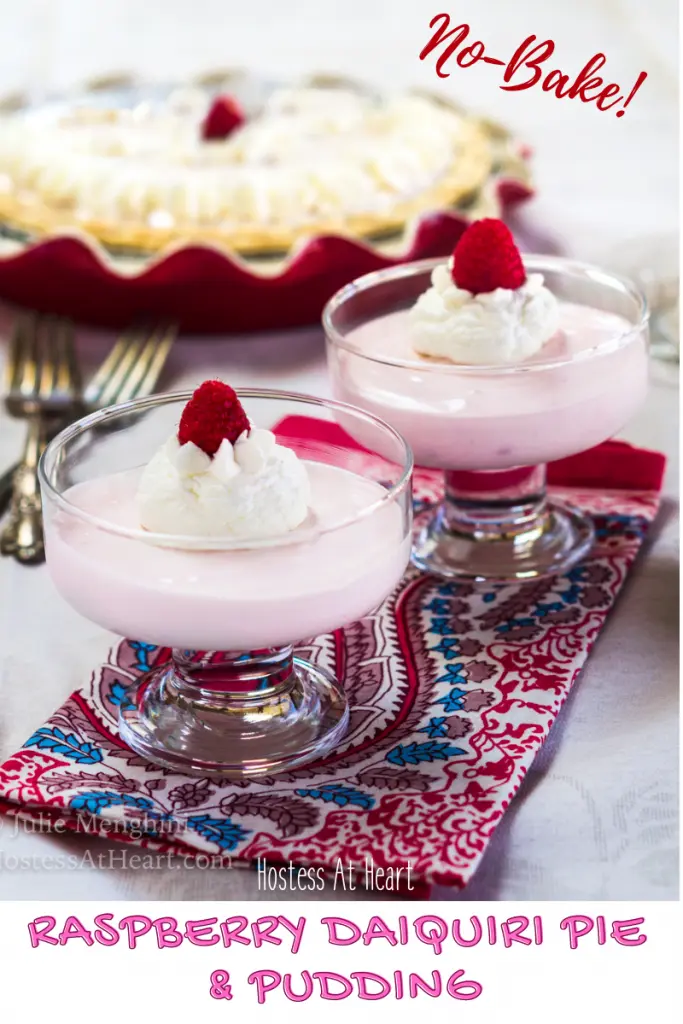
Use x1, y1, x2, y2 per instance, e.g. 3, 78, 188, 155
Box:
0, 78, 493, 255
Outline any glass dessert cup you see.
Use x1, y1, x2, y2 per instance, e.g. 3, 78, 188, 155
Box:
324, 256, 649, 582
39, 390, 413, 777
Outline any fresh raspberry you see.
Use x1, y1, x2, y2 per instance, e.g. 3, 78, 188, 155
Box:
178, 380, 249, 456
201, 95, 245, 141
451, 218, 526, 294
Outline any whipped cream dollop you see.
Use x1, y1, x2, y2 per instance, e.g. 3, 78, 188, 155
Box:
137, 428, 310, 539
409, 263, 560, 365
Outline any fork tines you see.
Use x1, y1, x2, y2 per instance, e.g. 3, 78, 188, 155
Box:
4, 313, 79, 417
84, 322, 177, 409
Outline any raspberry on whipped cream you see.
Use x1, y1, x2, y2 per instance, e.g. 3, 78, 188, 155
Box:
409, 219, 560, 365
137, 381, 310, 539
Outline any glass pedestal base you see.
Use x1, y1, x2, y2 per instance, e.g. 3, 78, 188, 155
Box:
411, 465, 595, 583
119, 649, 349, 778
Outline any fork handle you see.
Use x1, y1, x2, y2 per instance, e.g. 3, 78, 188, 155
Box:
0, 417, 46, 564
0, 415, 74, 518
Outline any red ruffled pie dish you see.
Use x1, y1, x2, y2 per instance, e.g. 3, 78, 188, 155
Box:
0, 199, 529, 334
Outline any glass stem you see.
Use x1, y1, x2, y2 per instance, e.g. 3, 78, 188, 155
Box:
169, 646, 296, 707
442, 464, 549, 540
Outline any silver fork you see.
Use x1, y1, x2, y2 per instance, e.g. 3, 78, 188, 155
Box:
81, 321, 177, 411
0, 319, 177, 562
1, 314, 81, 563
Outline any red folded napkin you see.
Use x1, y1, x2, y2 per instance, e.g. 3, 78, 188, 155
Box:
276, 415, 667, 493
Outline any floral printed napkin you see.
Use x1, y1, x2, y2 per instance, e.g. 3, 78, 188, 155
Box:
0, 430, 666, 893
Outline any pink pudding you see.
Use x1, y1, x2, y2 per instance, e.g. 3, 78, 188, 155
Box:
329, 301, 648, 470
44, 461, 409, 651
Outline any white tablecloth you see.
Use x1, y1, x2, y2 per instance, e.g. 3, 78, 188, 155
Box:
0, 0, 678, 900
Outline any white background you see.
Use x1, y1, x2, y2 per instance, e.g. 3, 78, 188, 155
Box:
0, 0, 679, 902
0, 901, 678, 1021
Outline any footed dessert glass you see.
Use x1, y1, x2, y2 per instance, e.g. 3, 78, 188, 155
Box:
324, 256, 649, 582
39, 390, 413, 777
